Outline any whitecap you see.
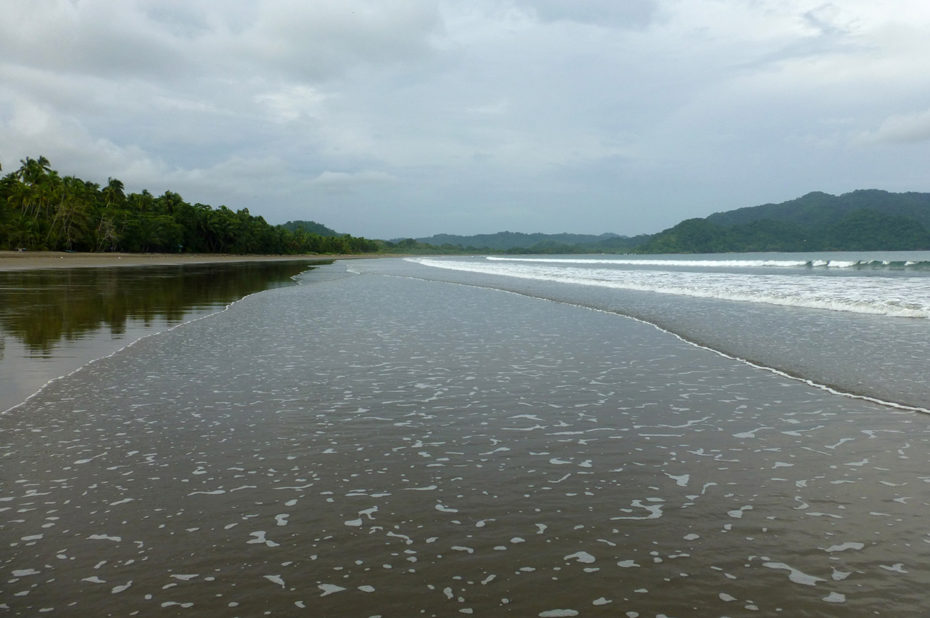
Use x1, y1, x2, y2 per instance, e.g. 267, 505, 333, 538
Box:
825, 542, 864, 552
611, 499, 664, 520
247, 531, 279, 547
564, 551, 596, 564
12, 569, 40, 577
319, 583, 346, 596
728, 505, 752, 519
880, 563, 907, 573
111, 581, 132, 594
762, 562, 825, 586
88, 534, 121, 542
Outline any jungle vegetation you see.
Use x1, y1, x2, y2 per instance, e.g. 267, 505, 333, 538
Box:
0, 156, 378, 254
4, 157, 928, 255
638, 190, 930, 253
417, 190, 930, 253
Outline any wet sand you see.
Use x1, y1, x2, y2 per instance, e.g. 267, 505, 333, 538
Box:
0, 260, 327, 413
4, 263, 929, 616
0, 251, 375, 272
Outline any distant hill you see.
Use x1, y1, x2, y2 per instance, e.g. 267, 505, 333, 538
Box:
280, 190, 930, 255
706, 189, 930, 229
413, 231, 641, 251
638, 190, 930, 253
280, 220, 340, 236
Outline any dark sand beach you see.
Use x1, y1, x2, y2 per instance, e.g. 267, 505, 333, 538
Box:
3, 258, 930, 615
0, 251, 371, 272
0, 256, 343, 413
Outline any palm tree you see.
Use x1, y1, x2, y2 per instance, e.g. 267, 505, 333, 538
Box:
16, 156, 51, 185
95, 216, 120, 251
102, 178, 125, 208
47, 176, 93, 250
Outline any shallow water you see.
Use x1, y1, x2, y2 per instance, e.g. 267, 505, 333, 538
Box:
0, 260, 321, 412
394, 253, 930, 410
2, 259, 930, 616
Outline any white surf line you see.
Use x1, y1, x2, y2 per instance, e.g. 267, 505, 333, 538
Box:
1, 278, 310, 416
413, 258, 930, 319
615, 312, 930, 416
379, 271, 930, 416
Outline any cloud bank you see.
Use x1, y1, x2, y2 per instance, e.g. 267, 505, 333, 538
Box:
2, 0, 929, 238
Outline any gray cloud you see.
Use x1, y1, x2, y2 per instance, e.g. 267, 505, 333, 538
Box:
231, 1, 442, 81
2, 0, 929, 238
859, 109, 930, 145
0, 1, 189, 78
523, 0, 660, 29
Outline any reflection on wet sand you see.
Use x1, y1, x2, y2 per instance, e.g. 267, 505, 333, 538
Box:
0, 260, 321, 411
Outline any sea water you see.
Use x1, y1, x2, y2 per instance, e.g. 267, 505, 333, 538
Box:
2, 253, 930, 616
404, 252, 930, 411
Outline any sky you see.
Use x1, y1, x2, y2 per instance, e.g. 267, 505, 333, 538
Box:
2, 1, 930, 239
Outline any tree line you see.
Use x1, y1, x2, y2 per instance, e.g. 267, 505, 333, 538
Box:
8, 156, 923, 256
0, 156, 379, 254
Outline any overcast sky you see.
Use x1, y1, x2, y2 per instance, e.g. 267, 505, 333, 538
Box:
2, 1, 930, 239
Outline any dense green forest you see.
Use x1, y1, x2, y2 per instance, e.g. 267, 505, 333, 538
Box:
411, 231, 649, 253
419, 190, 930, 253
639, 190, 930, 253
705, 189, 930, 229
417, 231, 624, 250
4, 156, 928, 255
279, 220, 340, 237
0, 156, 379, 254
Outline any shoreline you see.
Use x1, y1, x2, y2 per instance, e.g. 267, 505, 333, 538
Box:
0, 250, 380, 271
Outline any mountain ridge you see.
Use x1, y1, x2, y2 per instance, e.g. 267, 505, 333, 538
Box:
705, 189, 930, 229
405, 189, 930, 253
641, 189, 930, 252
411, 231, 623, 251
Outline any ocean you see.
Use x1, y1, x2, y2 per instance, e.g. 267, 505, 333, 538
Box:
404, 252, 930, 411
2, 252, 929, 616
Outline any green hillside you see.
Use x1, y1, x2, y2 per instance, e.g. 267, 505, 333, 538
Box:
706, 190, 930, 229
280, 220, 340, 237
639, 190, 930, 253
415, 231, 619, 250
413, 190, 930, 254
